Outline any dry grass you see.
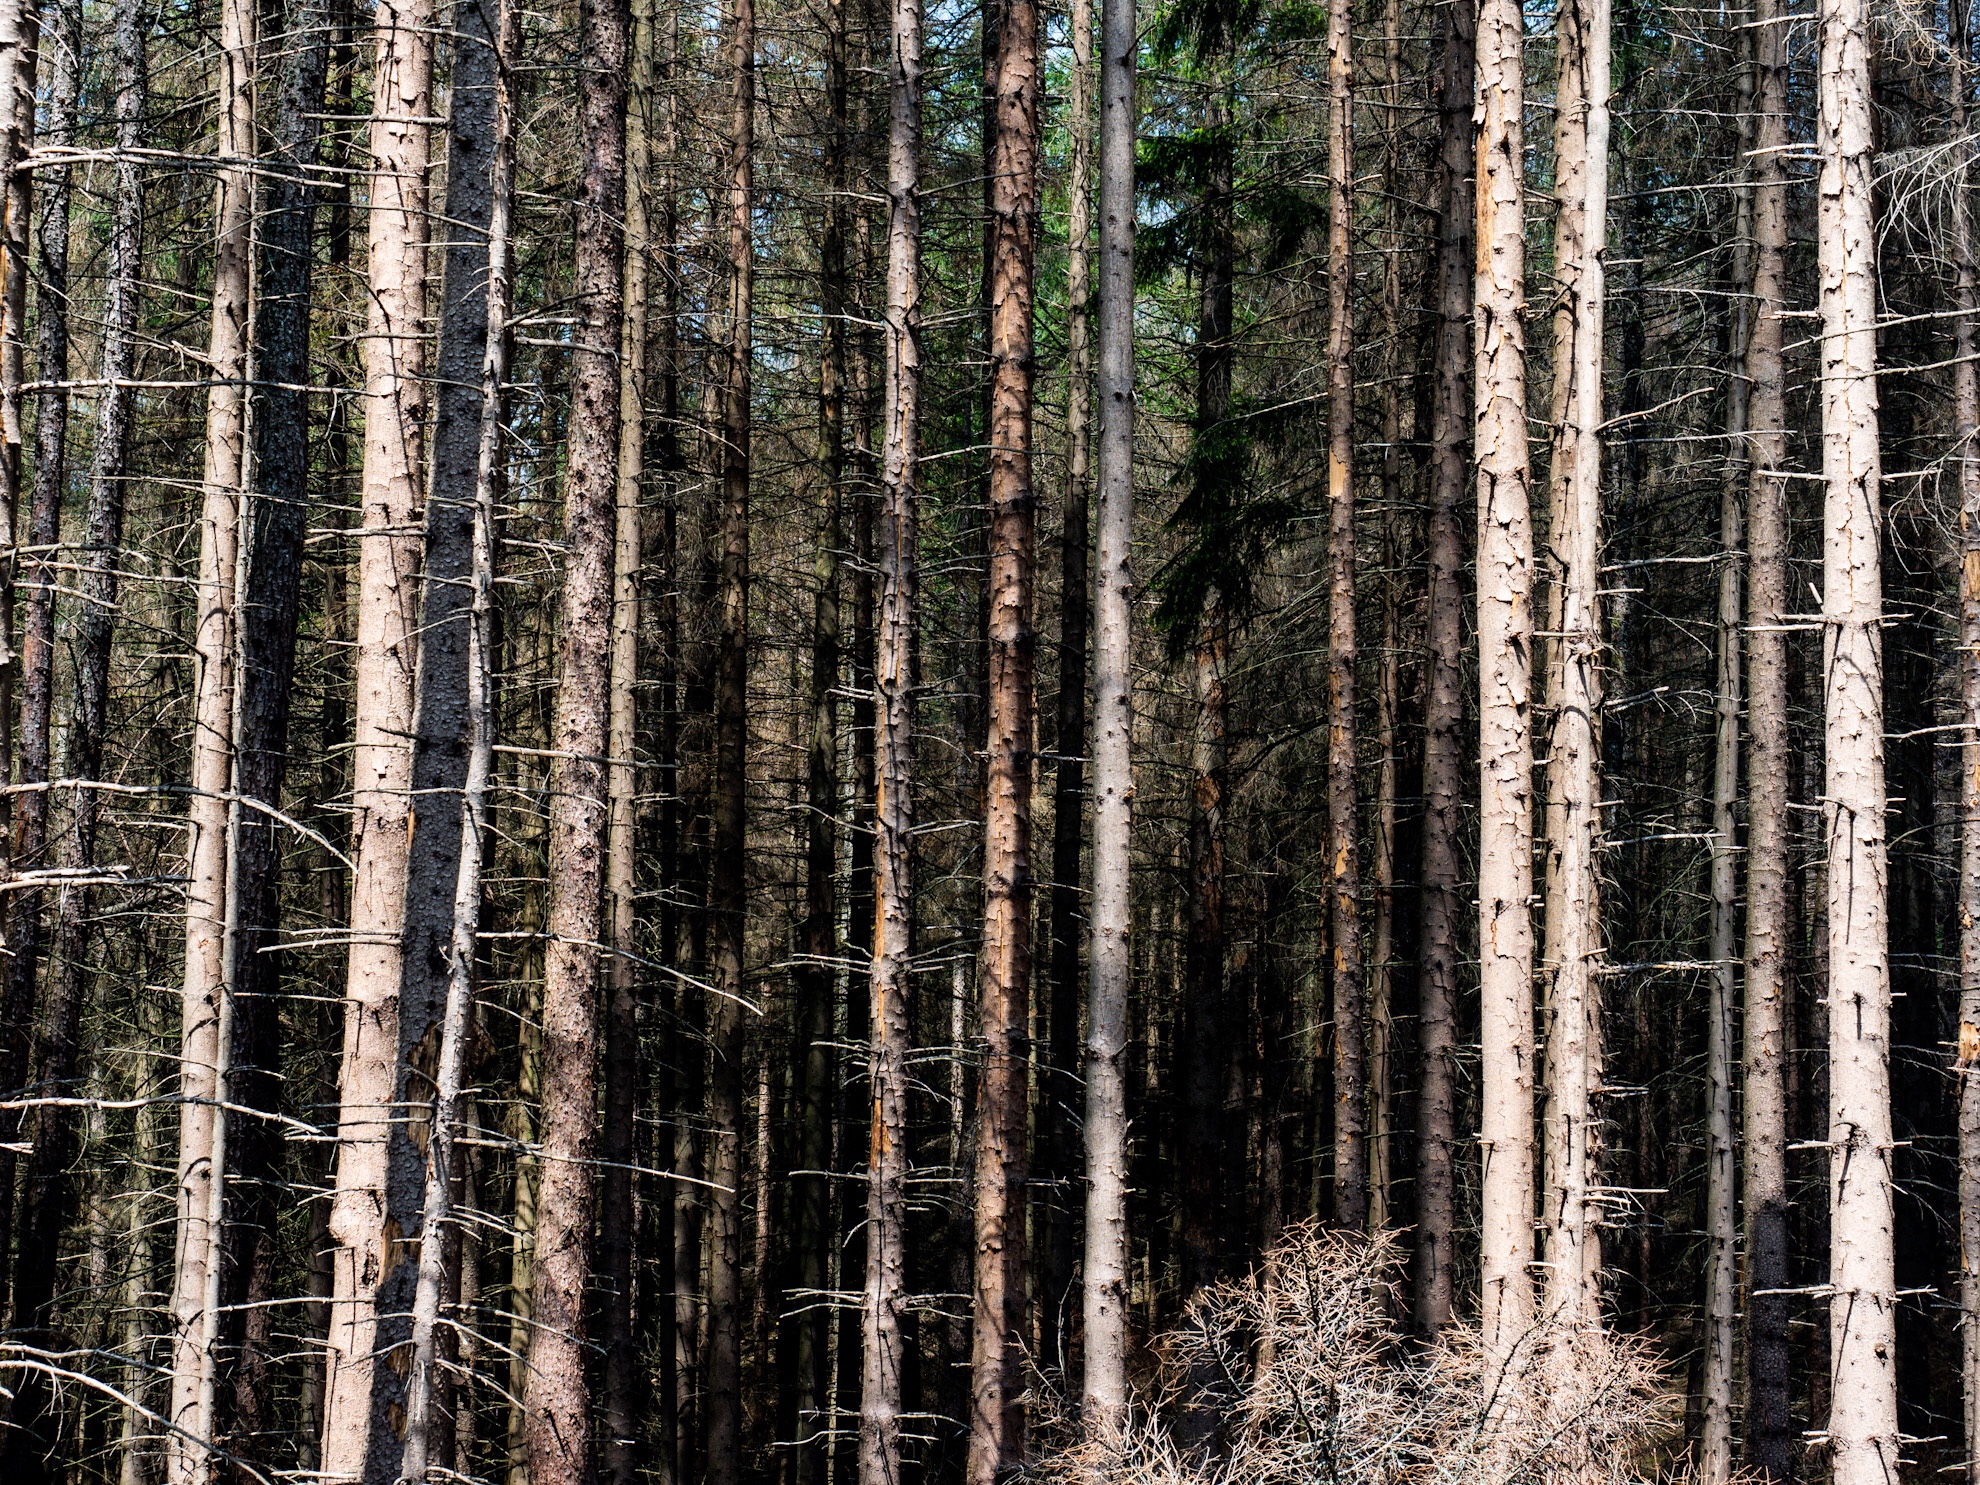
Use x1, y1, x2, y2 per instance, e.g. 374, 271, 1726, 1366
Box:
1034, 1225, 1688, 1485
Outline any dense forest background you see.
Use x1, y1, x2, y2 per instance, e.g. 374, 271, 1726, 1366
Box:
0, 0, 1964, 1473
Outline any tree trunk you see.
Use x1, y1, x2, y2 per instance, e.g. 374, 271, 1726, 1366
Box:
969, 0, 1040, 1467
1741, 0, 1793, 1463
705, 0, 754, 1474
5, 0, 138, 1471
169, 0, 254, 1465
1475, 0, 1535, 1356
859, 0, 918, 1473
0, 0, 34, 864
1325, 0, 1365, 1237
1540, 0, 1608, 1336
1080, 0, 1133, 1420
521, 0, 629, 1473
1817, 0, 1897, 1470
1414, 0, 1470, 1337
320, 0, 435, 1466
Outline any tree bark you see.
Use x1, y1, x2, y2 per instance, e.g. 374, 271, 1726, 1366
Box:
969, 0, 1040, 1467
1080, 0, 1133, 1421
705, 0, 754, 1474
1475, 0, 1536, 1357
858, 2, 918, 1467
521, 0, 629, 1473
1414, 0, 1470, 1337
1325, 0, 1365, 1237
1540, 0, 1608, 1336
1816, 0, 1897, 1470
0, 0, 34, 865
1741, 0, 1793, 1464
320, 0, 435, 1467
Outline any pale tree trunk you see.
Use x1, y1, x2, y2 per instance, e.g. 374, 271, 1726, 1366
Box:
859, 0, 919, 1466
1041, 0, 1091, 1367
1475, 0, 1535, 1357
705, 0, 753, 1473
1540, 0, 1608, 1338
1954, 11, 1980, 1484
1817, 0, 1895, 1471
1702, 18, 1754, 1477
169, 0, 253, 1469
397, 20, 512, 1463
320, 0, 435, 1468
0, 0, 34, 824
1414, 0, 1470, 1336
521, 0, 629, 1473
5, 0, 138, 1470
600, 0, 653, 1471
970, 0, 1040, 1468
1325, 0, 1365, 1237
1080, 0, 1133, 1421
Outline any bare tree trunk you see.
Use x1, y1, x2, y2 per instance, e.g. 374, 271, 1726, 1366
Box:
320, 0, 435, 1467
1702, 18, 1755, 1477
0, 0, 71, 1332
600, 0, 654, 1471
969, 0, 1040, 1466
1817, 0, 1896, 1471
1080, 0, 1133, 1420
1325, 0, 1365, 1237
705, 0, 754, 1475
169, 0, 254, 1466
0, 0, 34, 860
521, 0, 629, 1473
1540, 0, 1608, 1337
1741, 0, 1793, 1464
1041, 0, 1091, 1370
1414, 0, 1470, 1337
1475, 0, 1535, 1357
5, 0, 137, 1470
858, 0, 918, 1466
398, 29, 512, 1463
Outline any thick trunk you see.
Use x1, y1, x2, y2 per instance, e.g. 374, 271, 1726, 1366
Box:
1080, 0, 1133, 1421
705, 0, 754, 1475
521, 0, 629, 1474
1325, 0, 1365, 1236
1474, 0, 1535, 1356
1540, 0, 1608, 1335
967, 0, 1039, 1472
169, 0, 254, 1466
1741, 0, 1793, 1465
320, 0, 435, 1467
1414, 0, 1470, 1337
858, 0, 919, 1468
1816, 0, 1896, 1472
4, 1, 138, 1471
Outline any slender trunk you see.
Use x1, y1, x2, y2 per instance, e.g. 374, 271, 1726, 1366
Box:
0, 0, 34, 861
600, 0, 653, 1472
1816, 0, 1896, 1470
1080, 0, 1132, 1421
705, 0, 754, 1474
398, 29, 512, 1463
4, 1, 138, 1471
1325, 0, 1365, 1236
1742, 0, 1793, 1464
0, 0, 72, 1330
168, 0, 254, 1467
1414, 0, 1470, 1337
1703, 18, 1755, 1477
1475, 0, 1535, 1356
321, 0, 436, 1465
858, 0, 918, 1468
521, 0, 629, 1473
1541, 0, 1608, 1335
790, 0, 847, 1460
969, 0, 1040, 1466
